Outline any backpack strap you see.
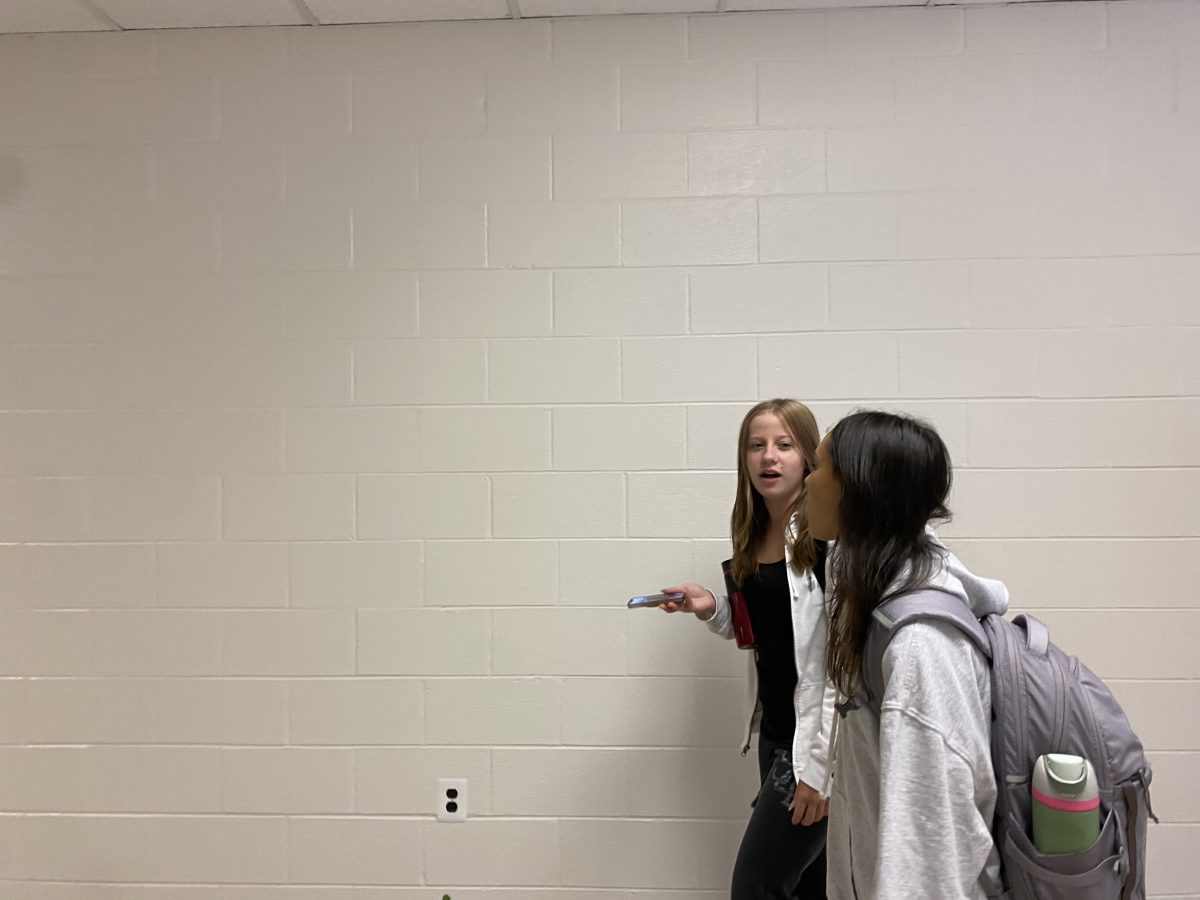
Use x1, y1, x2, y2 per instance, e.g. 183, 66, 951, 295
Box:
861, 589, 992, 717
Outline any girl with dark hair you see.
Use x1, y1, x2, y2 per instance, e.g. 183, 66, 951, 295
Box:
660, 398, 834, 899
804, 410, 1008, 900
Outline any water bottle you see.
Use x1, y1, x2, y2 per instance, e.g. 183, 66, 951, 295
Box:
1031, 753, 1100, 854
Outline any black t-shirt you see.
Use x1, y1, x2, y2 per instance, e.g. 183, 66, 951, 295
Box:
743, 559, 797, 743
741, 541, 827, 744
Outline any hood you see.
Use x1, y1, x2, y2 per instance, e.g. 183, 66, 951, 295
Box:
924, 528, 1009, 619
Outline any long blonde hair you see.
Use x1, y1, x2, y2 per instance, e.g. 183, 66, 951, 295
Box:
729, 399, 821, 586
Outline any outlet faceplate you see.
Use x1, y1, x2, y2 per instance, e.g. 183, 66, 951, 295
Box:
436, 777, 468, 822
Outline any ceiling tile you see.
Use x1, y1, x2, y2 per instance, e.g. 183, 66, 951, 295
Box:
0, 0, 114, 32
90, 0, 309, 29
306, 0, 511, 24
520, 0, 716, 17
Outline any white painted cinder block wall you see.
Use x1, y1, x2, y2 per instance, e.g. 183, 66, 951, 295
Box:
0, 1, 1197, 896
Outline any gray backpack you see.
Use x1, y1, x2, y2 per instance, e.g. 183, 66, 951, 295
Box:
862, 589, 1157, 900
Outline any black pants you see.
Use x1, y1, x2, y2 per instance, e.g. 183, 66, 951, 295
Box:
730, 735, 828, 899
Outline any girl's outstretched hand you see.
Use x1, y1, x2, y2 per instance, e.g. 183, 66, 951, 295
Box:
658, 583, 716, 620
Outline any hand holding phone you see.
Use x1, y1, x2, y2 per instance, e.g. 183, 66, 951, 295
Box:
627, 591, 685, 609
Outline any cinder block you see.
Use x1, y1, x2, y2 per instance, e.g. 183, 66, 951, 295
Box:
223, 475, 353, 541
828, 126, 966, 192
690, 264, 827, 335
0, 212, 93, 276
553, 405, 686, 471
92, 610, 221, 676
0, 31, 155, 80
553, 15, 685, 63
289, 678, 422, 745
418, 19, 550, 66
220, 747, 353, 813
289, 541, 422, 609
419, 406, 550, 472
220, 610, 355, 676
284, 271, 418, 339
761, 195, 898, 262
354, 746, 491, 814
288, 817, 422, 885
90, 476, 221, 541
424, 819, 560, 886
964, 3, 1105, 53
689, 130, 824, 196
354, 339, 485, 405
622, 62, 755, 131
0, 610, 92, 676
492, 608, 626, 675
759, 332, 899, 399
488, 201, 619, 269
489, 338, 620, 402
357, 608, 490, 675
2, 814, 287, 883
897, 331, 1037, 398
826, 7, 962, 56
420, 270, 552, 337
760, 58, 895, 127
492, 473, 625, 538
1038, 328, 1181, 398
966, 399, 1200, 469
622, 336, 758, 402
97, 209, 219, 274
487, 65, 619, 134
286, 407, 417, 474
425, 540, 557, 606
558, 539, 695, 607
950, 537, 1200, 611
623, 198, 757, 267
287, 22, 420, 73
627, 608, 744, 678
23, 678, 287, 745
21, 544, 155, 610
560, 817, 740, 889
424, 677, 560, 745
159, 542, 288, 609
353, 203, 484, 271
0, 476, 89, 542
946, 469, 1200, 539
352, 70, 485, 139
5, 144, 152, 211
830, 261, 968, 329
626, 747, 758, 817
628, 472, 735, 539
220, 74, 349, 141
357, 474, 489, 539
419, 135, 550, 201
286, 139, 417, 206
221, 207, 349, 273
157, 27, 287, 76
554, 268, 688, 335
554, 133, 686, 200
687, 11, 824, 60
492, 748, 629, 815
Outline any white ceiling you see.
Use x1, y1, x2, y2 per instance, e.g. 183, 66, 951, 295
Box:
0, 0, 1080, 34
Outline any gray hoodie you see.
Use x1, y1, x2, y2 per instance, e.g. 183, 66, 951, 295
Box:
826, 538, 1009, 900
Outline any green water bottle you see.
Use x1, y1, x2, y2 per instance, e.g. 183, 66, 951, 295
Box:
1031, 753, 1100, 854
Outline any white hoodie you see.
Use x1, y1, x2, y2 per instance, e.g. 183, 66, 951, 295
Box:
826, 538, 1008, 900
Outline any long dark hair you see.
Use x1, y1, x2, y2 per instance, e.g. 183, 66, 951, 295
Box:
824, 411, 953, 696
730, 399, 821, 585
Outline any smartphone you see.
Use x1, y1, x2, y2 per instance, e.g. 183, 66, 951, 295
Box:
627, 591, 685, 609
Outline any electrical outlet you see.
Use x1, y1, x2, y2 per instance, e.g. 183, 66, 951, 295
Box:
436, 777, 468, 822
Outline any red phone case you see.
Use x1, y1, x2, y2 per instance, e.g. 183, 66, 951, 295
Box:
722, 558, 756, 650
